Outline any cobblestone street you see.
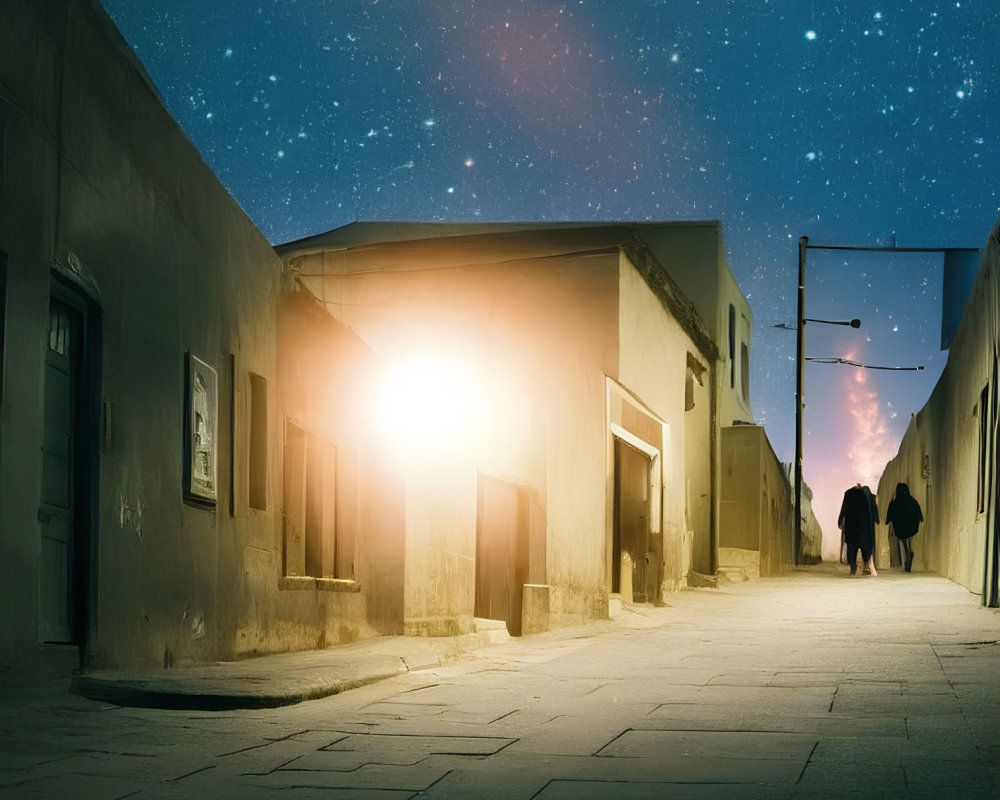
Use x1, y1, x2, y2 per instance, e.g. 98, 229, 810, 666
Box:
3, 565, 999, 799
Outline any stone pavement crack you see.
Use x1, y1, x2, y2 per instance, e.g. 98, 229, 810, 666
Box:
795, 740, 819, 785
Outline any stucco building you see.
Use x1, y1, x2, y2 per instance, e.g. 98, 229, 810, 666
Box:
0, 0, 404, 680
278, 221, 793, 633
877, 217, 1000, 603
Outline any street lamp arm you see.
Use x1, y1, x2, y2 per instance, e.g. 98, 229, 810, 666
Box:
802, 317, 862, 328
805, 243, 979, 254
804, 356, 924, 371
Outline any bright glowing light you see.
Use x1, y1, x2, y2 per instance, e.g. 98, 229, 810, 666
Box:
805, 30, 817, 41
372, 352, 485, 461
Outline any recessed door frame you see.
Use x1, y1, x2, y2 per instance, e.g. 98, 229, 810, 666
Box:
40, 274, 101, 660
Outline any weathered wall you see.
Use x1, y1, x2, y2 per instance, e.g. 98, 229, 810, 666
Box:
616, 252, 709, 593
683, 352, 713, 579
877, 217, 1000, 594
284, 223, 764, 626
638, 223, 754, 427
252, 286, 405, 654
798, 479, 824, 564
291, 240, 622, 630
0, 0, 285, 677
719, 426, 793, 578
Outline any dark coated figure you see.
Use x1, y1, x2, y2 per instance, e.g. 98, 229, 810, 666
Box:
838, 483, 879, 576
885, 482, 923, 572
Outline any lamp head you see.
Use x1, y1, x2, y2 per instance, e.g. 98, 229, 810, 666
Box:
849, 318, 861, 328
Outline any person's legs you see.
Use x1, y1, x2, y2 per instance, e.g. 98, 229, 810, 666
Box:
902, 538, 913, 572
861, 545, 874, 575
847, 543, 859, 574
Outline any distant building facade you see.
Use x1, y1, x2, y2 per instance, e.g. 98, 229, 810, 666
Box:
278, 221, 793, 629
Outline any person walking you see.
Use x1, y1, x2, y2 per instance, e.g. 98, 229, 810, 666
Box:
838, 483, 879, 576
885, 482, 923, 572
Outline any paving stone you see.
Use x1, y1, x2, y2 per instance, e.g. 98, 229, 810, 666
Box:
531, 779, 789, 800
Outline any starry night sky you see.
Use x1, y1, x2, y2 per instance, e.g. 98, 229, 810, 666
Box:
98, 0, 999, 555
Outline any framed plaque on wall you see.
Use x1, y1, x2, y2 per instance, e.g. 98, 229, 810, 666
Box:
185, 352, 218, 506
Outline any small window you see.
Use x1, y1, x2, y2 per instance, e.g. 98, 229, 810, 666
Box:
739, 314, 751, 405
283, 421, 347, 579
728, 304, 736, 388
977, 384, 989, 514
248, 373, 267, 510
740, 342, 750, 404
48, 301, 73, 357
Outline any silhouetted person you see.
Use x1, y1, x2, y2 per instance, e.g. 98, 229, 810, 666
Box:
838, 483, 879, 576
885, 482, 923, 572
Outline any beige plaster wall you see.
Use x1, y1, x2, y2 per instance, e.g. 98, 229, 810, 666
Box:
683, 358, 713, 578
637, 223, 754, 427
616, 254, 706, 594
719, 425, 793, 577
401, 466, 479, 635
877, 218, 999, 592
293, 243, 620, 630
269, 287, 406, 653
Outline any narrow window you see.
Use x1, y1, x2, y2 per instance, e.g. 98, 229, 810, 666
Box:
740, 342, 750, 403
739, 313, 751, 404
248, 373, 267, 510
229, 355, 238, 516
283, 421, 307, 576
282, 420, 340, 579
0, 251, 7, 403
304, 436, 325, 577
978, 384, 989, 514
728, 304, 736, 388
305, 436, 337, 578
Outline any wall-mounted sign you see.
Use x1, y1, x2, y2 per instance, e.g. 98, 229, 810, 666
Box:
185, 353, 217, 506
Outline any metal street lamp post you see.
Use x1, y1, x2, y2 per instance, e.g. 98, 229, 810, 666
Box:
792, 236, 972, 565
794, 237, 862, 565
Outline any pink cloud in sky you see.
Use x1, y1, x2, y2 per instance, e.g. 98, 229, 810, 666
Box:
807, 353, 898, 560
845, 363, 893, 488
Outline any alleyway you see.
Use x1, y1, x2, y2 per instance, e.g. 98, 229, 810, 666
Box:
2, 564, 998, 799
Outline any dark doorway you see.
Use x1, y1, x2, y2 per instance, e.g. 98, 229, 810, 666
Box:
475, 474, 528, 635
39, 290, 98, 646
613, 437, 655, 602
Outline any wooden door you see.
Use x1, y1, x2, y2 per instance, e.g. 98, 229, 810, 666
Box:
614, 437, 653, 602
475, 475, 527, 635
39, 297, 84, 643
